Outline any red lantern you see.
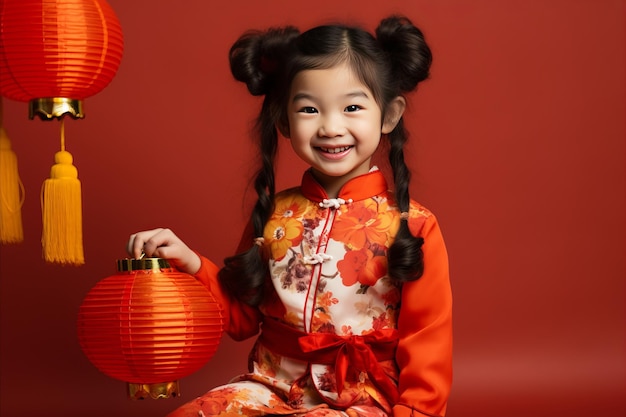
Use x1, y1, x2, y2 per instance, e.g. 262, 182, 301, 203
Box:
0, 0, 124, 264
78, 258, 224, 399
0, 0, 124, 119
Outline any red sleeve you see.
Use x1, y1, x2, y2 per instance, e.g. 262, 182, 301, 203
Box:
393, 213, 453, 417
193, 254, 263, 342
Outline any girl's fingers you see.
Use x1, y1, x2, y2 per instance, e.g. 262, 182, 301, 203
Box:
127, 228, 167, 258
125, 228, 199, 274
126, 233, 141, 258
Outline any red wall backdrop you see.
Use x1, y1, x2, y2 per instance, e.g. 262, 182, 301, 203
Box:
0, 1, 624, 416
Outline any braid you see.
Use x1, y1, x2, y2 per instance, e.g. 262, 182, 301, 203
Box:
252, 99, 278, 233
218, 98, 278, 306
386, 122, 425, 282
388, 120, 410, 210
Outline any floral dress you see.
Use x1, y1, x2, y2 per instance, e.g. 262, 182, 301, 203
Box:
171, 168, 453, 417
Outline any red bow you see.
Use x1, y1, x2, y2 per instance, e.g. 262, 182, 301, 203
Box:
298, 330, 399, 403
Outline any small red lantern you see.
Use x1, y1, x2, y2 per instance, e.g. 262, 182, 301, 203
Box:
78, 258, 224, 399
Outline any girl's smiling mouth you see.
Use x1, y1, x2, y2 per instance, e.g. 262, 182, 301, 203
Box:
318, 145, 353, 154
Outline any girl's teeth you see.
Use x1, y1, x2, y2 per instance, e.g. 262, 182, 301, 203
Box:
321, 146, 350, 154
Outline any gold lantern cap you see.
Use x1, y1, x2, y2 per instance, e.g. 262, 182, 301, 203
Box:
117, 257, 172, 272
128, 381, 180, 400
29, 98, 84, 120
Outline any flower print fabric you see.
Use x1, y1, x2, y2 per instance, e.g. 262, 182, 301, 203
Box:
169, 168, 452, 417
265, 194, 307, 261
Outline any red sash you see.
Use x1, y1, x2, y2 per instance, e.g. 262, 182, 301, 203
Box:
258, 317, 399, 404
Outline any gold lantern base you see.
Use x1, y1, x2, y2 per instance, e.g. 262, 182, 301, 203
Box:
127, 381, 180, 400
29, 98, 84, 120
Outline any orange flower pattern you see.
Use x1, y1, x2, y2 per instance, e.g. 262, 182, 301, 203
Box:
337, 247, 387, 287
264, 216, 304, 261
332, 198, 397, 250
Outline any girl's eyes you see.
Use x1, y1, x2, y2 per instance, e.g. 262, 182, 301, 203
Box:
297, 105, 362, 113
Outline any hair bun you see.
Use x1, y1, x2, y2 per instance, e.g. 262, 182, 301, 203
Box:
376, 15, 432, 92
229, 27, 299, 96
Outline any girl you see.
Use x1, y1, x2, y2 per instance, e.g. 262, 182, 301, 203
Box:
128, 15, 452, 417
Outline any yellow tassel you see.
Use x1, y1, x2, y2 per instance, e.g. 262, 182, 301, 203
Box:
0, 125, 25, 244
41, 119, 84, 265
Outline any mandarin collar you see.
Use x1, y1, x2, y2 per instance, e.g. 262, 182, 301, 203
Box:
300, 168, 388, 203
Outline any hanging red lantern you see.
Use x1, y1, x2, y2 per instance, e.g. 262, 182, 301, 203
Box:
0, 0, 124, 264
0, 0, 124, 119
78, 258, 224, 399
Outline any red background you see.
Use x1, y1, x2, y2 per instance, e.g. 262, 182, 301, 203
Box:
0, 1, 624, 416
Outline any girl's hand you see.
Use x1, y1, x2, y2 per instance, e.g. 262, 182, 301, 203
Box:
126, 228, 201, 275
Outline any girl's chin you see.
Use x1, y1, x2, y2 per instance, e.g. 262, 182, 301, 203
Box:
310, 167, 367, 181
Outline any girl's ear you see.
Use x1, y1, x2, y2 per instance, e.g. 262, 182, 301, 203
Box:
382, 96, 406, 134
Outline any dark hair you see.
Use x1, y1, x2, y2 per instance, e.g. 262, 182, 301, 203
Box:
220, 15, 432, 306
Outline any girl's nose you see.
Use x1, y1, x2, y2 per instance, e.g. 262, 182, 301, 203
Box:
318, 114, 345, 138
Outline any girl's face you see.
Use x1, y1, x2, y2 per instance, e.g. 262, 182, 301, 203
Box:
285, 62, 390, 197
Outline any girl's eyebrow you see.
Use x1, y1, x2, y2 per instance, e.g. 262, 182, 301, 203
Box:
292, 93, 313, 102
345, 91, 370, 99
291, 90, 370, 102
